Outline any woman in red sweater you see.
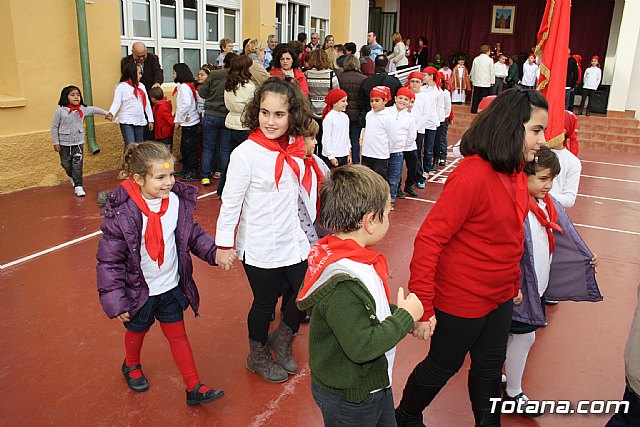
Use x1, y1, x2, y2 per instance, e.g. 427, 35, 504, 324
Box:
395, 89, 549, 427
269, 46, 309, 97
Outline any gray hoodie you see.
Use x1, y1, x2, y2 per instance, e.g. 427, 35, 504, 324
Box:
51, 105, 108, 146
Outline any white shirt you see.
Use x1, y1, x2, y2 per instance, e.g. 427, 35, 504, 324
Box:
528, 199, 552, 296
322, 110, 351, 159
174, 83, 200, 126
109, 82, 154, 126
442, 89, 452, 119
215, 138, 310, 268
362, 108, 392, 159
439, 68, 452, 80
550, 149, 582, 208
423, 85, 445, 123
140, 192, 180, 296
494, 62, 508, 78
335, 258, 395, 388
522, 62, 540, 87
470, 54, 495, 87
419, 85, 440, 130
411, 92, 430, 133
583, 66, 602, 90
385, 106, 416, 153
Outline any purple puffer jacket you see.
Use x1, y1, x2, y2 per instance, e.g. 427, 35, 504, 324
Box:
96, 181, 217, 318
513, 196, 603, 326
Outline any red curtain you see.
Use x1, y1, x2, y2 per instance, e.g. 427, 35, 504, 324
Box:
399, 0, 614, 72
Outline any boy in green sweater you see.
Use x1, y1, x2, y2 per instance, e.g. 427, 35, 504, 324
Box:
297, 164, 424, 426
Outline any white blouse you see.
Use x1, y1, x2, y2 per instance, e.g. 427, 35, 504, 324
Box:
109, 82, 154, 126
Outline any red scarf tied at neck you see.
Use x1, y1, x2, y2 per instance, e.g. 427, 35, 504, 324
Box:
302, 156, 324, 212
67, 105, 83, 118
529, 194, 563, 254
120, 178, 170, 267
126, 81, 147, 110
172, 82, 198, 103
249, 128, 305, 190
297, 235, 391, 302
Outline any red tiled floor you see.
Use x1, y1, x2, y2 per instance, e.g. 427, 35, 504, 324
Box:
0, 147, 639, 426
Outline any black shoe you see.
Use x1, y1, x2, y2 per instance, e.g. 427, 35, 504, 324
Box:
502, 392, 544, 418
404, 186, 419, 197
395, 408, 426, 427
438, 160, 446, 166
181, 172, 199, 182
186, 383, 224, 406
397, 188, 406, 199
121, 359, 149, 392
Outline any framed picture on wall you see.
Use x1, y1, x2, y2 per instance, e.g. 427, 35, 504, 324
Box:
491, 5, 516, 35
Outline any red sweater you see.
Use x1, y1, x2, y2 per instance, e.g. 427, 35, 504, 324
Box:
270, 68, 310, 97
409, 155, 523, 321
152, 98, 174, 140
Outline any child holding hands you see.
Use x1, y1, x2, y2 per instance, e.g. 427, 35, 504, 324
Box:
297, 164, 424, 427
321, 88, 351, 167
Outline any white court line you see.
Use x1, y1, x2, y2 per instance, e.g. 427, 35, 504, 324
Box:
428, 158, 461, 182
0, 190, 217, 270
581, 160, 640, 169
578, 194, 640, 205
574, 224, 640, 236
581, 175, 640, 184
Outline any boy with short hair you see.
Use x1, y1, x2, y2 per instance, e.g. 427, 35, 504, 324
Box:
297, 164, 424, 427
149, 86, 174, 151
362, 86, 393, 179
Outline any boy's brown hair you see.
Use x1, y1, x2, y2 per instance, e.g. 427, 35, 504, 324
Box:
319, 165, 389, 233
149, 86, 164, 101
302, 119, 319, 138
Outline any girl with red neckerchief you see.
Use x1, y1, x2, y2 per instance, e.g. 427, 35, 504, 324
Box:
171, 63, 201, 182
215, 77, 314, 383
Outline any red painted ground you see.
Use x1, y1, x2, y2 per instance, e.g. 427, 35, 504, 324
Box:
1, 147, 639, 426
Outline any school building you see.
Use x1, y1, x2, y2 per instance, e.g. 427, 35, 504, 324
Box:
1, 0, 639, 193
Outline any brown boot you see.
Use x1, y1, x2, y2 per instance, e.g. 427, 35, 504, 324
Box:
246, 339, 288, 383
266, 322, 299, 374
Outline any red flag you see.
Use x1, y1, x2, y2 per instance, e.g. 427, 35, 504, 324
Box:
535, 0, 571, 148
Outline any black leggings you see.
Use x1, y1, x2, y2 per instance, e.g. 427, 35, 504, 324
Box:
398, 300, 513, 424
242, 260, 308, 344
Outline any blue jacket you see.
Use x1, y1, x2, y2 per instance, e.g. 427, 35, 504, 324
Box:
96, 182, 217, 318
513, 197, 603, 326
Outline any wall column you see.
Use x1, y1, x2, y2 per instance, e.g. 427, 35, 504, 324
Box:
330, 0, 351, 44
242, 0, 276, 44
608, 0, 640, 113
348, 0, 370, 46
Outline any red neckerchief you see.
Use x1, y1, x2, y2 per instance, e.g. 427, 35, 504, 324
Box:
302, 156, 324, 212
126, 81, 147, 110
172, 82, 198, 103
496, 168, 529, 224
529, 194, 563, 254
120, 179, 170, 267
249, 128, 305, 190
297, 235, 391, 301
67, 105, 83, 118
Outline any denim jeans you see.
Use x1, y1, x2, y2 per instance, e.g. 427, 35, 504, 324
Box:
423, 129, 437, 172
349, 122, 362, 164
59, 144, 84, 187
217, 129, 249, 196
387, 152, 404, 202
124, 287, 189, 333
120, 124, 145, 144
311, 381, 396, 427
362, 156, 389, 180
439, 120, 450, 161
403, 149, 419, 187
202, 114, 229, 178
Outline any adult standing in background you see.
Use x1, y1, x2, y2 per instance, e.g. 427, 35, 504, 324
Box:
338, 55, 367, 164
307, 33, 321, 51
359, 45, 375, 76
120, 42, 163, 140
367, 32, 383, 60
358, 55, 402, 114
245, 39, 270, 87
413, 37, 429, 71
264, 34, 277, 70
388, 32, 409, 70
469, 45, 495, 113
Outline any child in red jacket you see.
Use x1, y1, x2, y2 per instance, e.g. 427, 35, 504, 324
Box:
149, 87, 175, 150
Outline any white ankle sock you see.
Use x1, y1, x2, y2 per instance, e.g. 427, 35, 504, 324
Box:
505, 331, 536, 398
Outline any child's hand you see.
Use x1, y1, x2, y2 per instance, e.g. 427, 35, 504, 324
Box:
148, 123, 154, 131
347, 154, 352, 164
216, 248, 237, 271
116, 312, 131, 322
397, 287, 424, 322
53, 144, 61, 153
330, 158, 339, 167
105, 113, 114, 122
175, 123, 181, 130
591, 253, 599, 270
513, 290, 523, 305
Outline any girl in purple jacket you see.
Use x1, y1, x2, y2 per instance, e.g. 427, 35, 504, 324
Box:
97, 141, 231, 405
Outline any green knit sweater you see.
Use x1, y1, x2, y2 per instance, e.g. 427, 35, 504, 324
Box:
297, 265, 414, 403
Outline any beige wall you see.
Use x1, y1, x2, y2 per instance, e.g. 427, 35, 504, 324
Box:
241, 0, 276, 45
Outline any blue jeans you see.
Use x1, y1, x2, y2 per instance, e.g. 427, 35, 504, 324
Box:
439, 120, 450, 161
349, 122, 362, 164
124, 287, 189, 333
217, 129, 249, 196
423, 129, 437, 172
415, 132, 425, 178
311, 381, 396, 427
202, 114, 229, 178
120, 124, 145, 144
387, 152, 404, 202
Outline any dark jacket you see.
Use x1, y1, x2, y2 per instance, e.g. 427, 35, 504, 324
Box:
506, 63, 520, 86
358, 71, 402, 115
566, 56, 579, 88
198, 69, 229, 118
360, 57, 375, 76
96, 182, 217, 319
414, 47, 429, 69
514, 197, 602, 326
120, 53, 164, 93
337, 70, 367, 124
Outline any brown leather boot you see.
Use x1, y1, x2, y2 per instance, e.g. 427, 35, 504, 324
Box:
246, 339, 288, 383
266, 322, 299, 375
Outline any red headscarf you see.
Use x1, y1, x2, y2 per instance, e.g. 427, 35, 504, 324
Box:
563, 110, 579, 156
126, 81, 148, 110
591, 55, 599, 62
67, 105, 83, 118
322, 88, 348, 120
396, 86, 415, 100
120, 178, 170, 267
424, 66, 438, 75
370, 86, 391, 100
249, 128, 305, 190
405, 71, 424, 87
529, 194, 563, 254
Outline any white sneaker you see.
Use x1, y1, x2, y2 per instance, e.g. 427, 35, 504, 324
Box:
74, 186, 86, 197
70, 178, 74, 187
